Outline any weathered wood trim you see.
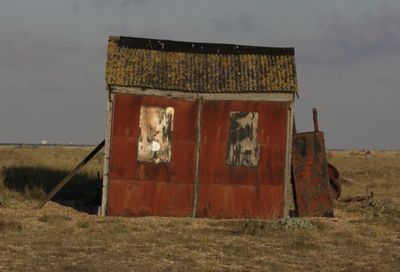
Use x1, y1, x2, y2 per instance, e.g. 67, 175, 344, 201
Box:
283, 101, 295, 217
192, 98, 203, 218
100, 92, 114, 216
112, 86, 295, 102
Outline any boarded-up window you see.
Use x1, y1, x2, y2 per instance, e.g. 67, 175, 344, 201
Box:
138, 106, 174, 163
226, 112, 259, 167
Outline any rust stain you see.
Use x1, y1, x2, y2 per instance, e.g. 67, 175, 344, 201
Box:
107, 179, 193, 217
196, 184, 284, 219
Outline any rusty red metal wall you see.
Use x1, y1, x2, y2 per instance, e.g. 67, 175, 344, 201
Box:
107, 93, 289, 218
107, 93, 197, 216
197, 100, 288, 218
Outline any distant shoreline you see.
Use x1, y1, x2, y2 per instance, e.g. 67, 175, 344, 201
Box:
0, 143, 94, 147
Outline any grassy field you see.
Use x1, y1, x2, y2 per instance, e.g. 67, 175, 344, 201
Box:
1, 146, 399, 271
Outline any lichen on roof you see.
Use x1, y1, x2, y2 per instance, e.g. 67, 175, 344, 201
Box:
105, 36, 298, 93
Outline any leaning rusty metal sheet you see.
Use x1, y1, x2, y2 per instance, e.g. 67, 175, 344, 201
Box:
291, 132, 334, 217
107, 93, 197, 217
197, 100, 288, 219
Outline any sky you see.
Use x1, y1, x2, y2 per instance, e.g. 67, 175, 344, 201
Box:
0, 0, 399, 149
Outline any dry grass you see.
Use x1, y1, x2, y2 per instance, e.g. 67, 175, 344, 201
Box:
1, 146, 400, 271
0, 145, 102, 212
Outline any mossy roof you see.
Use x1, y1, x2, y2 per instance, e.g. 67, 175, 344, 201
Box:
106, 36, 298, 93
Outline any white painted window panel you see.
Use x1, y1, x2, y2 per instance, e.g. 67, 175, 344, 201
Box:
138, 106, 174, 163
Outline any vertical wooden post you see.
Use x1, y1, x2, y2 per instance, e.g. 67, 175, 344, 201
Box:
100, 91, 114, 216
292, 115, 297, 135
284, 101, 295, 217
313, 108, 319, 132
192, 98, 203, 218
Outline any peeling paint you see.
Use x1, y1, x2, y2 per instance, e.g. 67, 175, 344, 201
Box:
138, 106, 174, 163
226, 112, 259, 167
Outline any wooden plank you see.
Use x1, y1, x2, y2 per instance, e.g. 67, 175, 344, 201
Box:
284, 101, 294, 217
100, 92, 114, 216
36, 140, 105, 209
192, 98, 203, 217
112, 86, 295, 102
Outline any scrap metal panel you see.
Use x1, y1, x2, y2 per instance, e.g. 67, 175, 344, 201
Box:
291, 131, 334, 217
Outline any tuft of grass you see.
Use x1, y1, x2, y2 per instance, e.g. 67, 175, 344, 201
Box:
62, 264, 93, 272
76, 220, 90, 229
24, 185, 46, 200
0, 219, 22, 233
0, 191, 8, 207
286, 234, 321, 251
0, 184, 24, 208
273, 217, 318, 231
241, 219, 267, 236
238, 217, 325, 236
38, 214, 72, 223
107, 222, 129, 234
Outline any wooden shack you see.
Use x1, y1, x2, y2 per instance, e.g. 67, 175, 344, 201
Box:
100, 36, 298, 218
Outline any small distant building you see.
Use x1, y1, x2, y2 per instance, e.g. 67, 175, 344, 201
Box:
100, 36, 298, 218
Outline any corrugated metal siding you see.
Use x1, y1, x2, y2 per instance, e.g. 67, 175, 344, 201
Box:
107, 93, 197, 216
106, 36, 297, 93
197, 100, 288, 218
106, 93, 289, 218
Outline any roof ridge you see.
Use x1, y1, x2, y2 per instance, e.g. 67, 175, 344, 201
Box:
113, 36, 295, 56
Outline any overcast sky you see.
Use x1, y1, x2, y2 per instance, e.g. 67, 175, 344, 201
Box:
0, 0, 399, 149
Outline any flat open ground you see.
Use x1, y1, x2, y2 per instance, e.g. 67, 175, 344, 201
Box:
1, 146, 399, 271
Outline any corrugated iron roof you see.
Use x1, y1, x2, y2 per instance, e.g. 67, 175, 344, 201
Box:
106, 36, 298, 93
